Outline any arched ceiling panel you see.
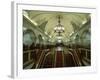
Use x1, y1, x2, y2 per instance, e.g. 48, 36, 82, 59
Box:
23, 10, 90, 42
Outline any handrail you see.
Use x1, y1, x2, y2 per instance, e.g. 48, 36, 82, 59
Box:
74, 50, 82, 66
78, 48, 90, 52
23, 49, 50, 53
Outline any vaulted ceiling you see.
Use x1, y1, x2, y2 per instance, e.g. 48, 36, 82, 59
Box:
23, 10, 90, 42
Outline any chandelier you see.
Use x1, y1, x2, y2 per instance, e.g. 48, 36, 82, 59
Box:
54, 15, 65, 36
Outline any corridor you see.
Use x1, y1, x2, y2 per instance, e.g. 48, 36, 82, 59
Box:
23, 10, 91, 69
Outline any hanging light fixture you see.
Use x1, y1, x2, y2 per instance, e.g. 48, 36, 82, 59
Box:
54, 15, 65, 36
